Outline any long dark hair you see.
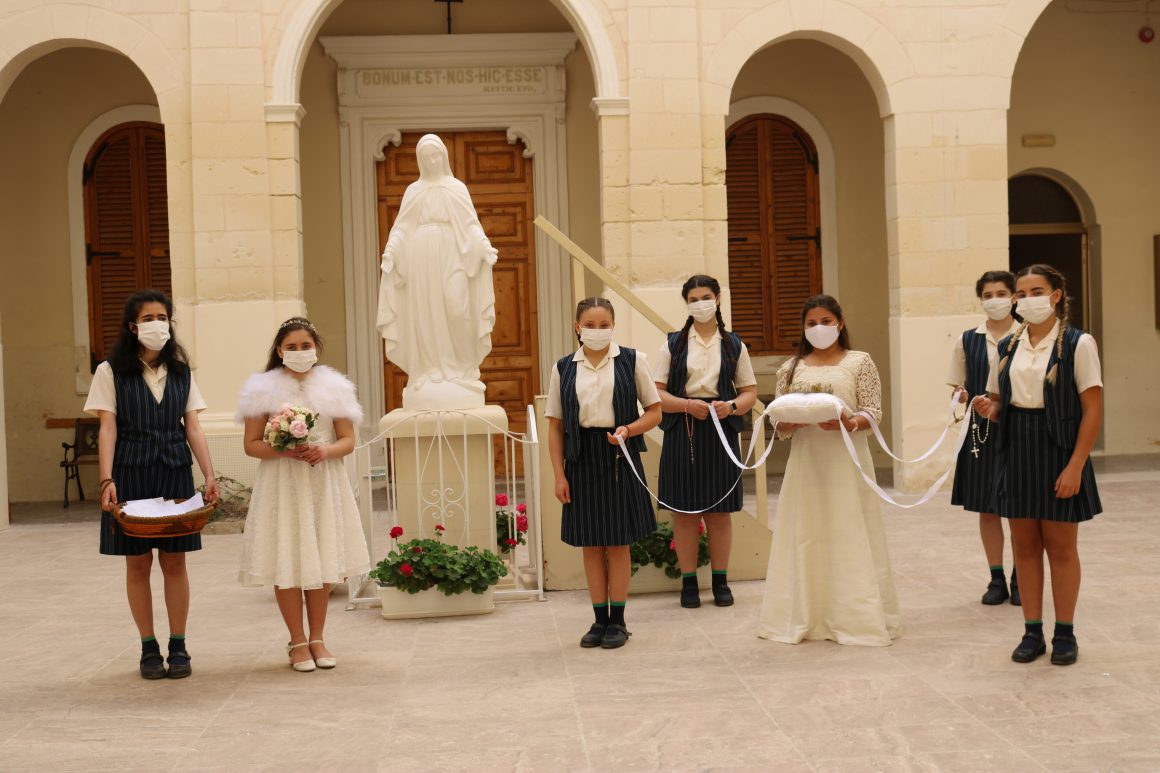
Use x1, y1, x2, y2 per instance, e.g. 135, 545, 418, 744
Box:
107, 289, 190, 377
574, 297, 615, 345
265, 317, 324, 371
784, 294, 851, 387
998, 263, 1071, 385
975, 270, 1015, 297
671, 274, 737, 372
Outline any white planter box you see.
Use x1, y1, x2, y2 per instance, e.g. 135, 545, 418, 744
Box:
378, 585, 496, 619
629, 564, 712, 594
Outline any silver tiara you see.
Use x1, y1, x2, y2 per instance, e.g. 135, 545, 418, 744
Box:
279, 318, 316, 333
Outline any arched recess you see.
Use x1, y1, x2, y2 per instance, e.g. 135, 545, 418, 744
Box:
67, 104, 163, 393
703, 1, 911, 120
0, 5, 181, 118
727, 97, 838, 302
267, 0, 624, 110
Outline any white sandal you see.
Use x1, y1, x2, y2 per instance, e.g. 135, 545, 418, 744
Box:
287, 642, 316, 672
309, 639, 336, 669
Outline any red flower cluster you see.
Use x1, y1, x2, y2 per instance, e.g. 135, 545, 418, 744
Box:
434, 524, 446, 533
399, 563, 413, 576
505, 538, 519, 547
389, 526, 404, 539
495, 493, 509, 507
668, 539, 676, 551
412, 546, 423, 553
515, 515, 529, 532
698, 521, 706, 535
516, 503, 526, 514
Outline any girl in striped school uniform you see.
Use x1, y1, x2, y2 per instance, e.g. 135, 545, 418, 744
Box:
948, 270, 1022, 606
85, 290, 220, 680
653, 275, 758, 608
547, 297, 662, 649
975, 264, 1102, 666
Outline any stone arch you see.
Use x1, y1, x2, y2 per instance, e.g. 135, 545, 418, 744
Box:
267, 0, 624, 109
999, 0, 1066, 106
0, 5, 182, 120
703, 0, 912, 119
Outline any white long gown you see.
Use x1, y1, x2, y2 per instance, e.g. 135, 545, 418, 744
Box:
757, 351, 901, 646
236, 366, 371, 590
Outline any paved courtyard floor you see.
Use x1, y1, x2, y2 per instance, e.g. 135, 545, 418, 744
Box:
1, 463, 1158, 772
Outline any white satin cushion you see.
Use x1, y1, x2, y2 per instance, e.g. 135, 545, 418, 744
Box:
765, 392, 850, 424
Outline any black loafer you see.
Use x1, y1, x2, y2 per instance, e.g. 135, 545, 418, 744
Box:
1010, 580, 1021, 607
580, 623, 606, 648
712, 585, 734, 607
1011, 633, 1046, 663
166, 650, 192, 679
680, 584, 701, 608
600, 623, 631, 649
140, 652, 167, 680
1050, 635, 1078, 666
981, 579, 1010, 605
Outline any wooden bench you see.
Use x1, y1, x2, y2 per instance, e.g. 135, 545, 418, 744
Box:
58, 418, 100, 508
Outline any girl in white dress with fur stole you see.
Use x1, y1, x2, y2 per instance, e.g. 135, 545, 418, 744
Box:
237, 318, 370, 671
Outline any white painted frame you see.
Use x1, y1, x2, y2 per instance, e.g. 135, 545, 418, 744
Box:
67, 104, 163, 394
323, 34, 577, 423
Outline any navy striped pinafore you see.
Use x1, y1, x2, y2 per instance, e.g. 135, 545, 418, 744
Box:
950, 329, 998, 514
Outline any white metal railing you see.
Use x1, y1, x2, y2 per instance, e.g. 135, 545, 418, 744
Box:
343, 405, 545, 608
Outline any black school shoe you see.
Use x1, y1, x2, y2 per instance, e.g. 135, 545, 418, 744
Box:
981, 578, 1010, 605
600, 623, 631, 649
166, 649, 192, 679
140, 651, 167, 680
1011, 633, 1047, 663
1051, 635, 1078, 666
580, 623, 607, 648
680, 584, 701, 608
712, 584, 734, 607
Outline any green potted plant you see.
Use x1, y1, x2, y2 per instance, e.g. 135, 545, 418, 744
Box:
629, 519, 711, 592
369, 524, 508, 619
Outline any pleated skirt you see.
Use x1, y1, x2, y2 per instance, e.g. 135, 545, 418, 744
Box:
657, 408, 744, 514
994, 408, 1101, 523
100, 463, 201, 556
562, 428, 656, 547
950, 415, 1000, 514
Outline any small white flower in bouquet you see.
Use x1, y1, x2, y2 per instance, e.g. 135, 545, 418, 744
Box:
264, 403, 318, 451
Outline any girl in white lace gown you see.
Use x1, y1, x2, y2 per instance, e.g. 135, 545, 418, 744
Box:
758, 296, 901, 646
237, 318, 370, 671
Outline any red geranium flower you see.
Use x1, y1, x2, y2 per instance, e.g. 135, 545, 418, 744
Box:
389, 526, 404, 539
516, 503, 526, 514
505, 538, 519, 546
495, 493, 509, 507
412, 546, 423, 553
668, 539, 676, 551
698, 522, 706, 535
399, 563, 413, 576
434, 524, 446, 533
516, 515, 529, 532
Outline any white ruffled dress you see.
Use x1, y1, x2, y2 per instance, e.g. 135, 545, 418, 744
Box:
236, 365, 370, 590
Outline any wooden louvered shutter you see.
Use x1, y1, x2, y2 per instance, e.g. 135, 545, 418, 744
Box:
84, 123, 171, 369
725, 115, 821, 355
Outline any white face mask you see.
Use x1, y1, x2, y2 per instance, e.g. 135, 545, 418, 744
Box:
687, 300, 718, 324
1016, 295, 1055, 325
282, 349, 318, 373
804, 324, 840, 350
135, 320, 171, 352
578, 328, 614, 351
981, 297, 1014, 321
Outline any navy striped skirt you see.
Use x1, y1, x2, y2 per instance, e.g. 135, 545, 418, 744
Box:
100, 463, 201, 556
950, 414, 999, 514
994, 408, 1101, 523
562, 428, 656, 547
658, 406, 744, 514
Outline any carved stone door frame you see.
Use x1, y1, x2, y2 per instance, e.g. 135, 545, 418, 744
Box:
324, 33, 577, 424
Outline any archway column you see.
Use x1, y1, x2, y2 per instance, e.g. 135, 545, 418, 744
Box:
885, 107, 1011, 491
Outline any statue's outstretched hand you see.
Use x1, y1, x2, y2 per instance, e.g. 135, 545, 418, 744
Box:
483, 243, 499, 266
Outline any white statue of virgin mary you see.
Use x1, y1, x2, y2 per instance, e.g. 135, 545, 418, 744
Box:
376, 134, 499, 410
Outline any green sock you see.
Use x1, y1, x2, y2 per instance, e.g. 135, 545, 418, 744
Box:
609, 601, 626, 626
141, 636, 160, 655
168, 634, 186, 653
141, 635, 157, 643
989, 565, 1005, 582
681, 572, 697, 589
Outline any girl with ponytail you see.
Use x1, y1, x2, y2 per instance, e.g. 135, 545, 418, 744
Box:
974, 264, 1103, 666
653, 275, 758, 608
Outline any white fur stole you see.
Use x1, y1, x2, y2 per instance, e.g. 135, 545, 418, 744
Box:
235, 365, 364, 425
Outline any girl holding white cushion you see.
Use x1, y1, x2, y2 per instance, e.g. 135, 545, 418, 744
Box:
757, 295, 901, 646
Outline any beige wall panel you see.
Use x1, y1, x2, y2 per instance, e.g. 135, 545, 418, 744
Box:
0, 49, 157, 502
1008, 3, 1160, 455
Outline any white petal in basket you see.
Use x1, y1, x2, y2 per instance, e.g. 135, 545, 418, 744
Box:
764, 393, 850, 424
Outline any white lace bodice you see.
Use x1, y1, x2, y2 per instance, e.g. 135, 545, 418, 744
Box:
775, 350, 883, 423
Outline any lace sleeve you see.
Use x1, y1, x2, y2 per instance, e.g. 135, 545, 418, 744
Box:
855, 353, 883, 423
773, 361, 795, 440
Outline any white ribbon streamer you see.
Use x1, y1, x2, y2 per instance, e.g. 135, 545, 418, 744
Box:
854, 389, 967, 464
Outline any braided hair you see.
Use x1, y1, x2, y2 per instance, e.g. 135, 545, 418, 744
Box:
784, 294, 852, 388
574, 297, 616, 344
996, 263, 1070, 385
265, 317, 324, 371
671, 274, 737, 371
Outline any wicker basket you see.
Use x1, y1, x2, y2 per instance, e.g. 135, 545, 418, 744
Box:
110, 499, 215, 538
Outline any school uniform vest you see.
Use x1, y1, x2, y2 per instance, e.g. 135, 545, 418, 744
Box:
996, 326, 1084, 452
557, 348, 647, 462
961, 329, 990, 400
112, 365, 194, 468
660, 330, 744, 432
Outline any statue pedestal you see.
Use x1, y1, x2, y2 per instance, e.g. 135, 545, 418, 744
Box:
379, 406, 509, 552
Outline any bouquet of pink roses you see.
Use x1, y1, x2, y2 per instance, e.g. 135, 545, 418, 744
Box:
264, 403, 317, 452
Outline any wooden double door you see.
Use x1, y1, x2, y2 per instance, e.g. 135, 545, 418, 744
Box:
376, 130, 540, 446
